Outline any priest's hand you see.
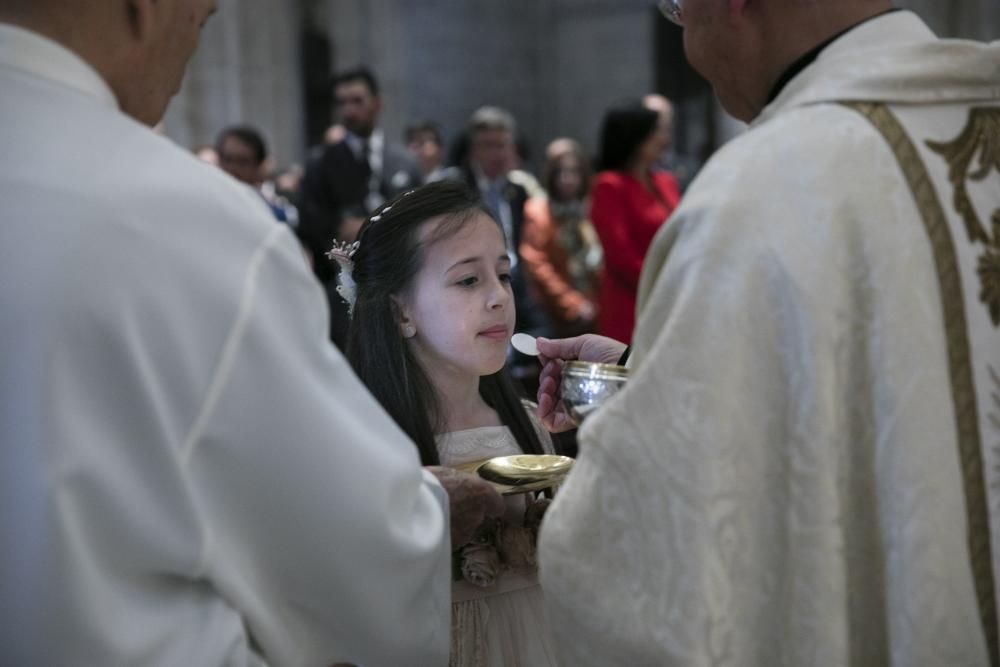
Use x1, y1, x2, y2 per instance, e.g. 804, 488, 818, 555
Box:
535, 334, 628, 433
426, 466, 506, 547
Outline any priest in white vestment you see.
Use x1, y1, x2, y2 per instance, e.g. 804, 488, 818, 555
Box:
0, 2, 509, 665
537, 3, 1000, 665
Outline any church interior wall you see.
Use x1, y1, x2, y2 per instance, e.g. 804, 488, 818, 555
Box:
162, 0, 999, 173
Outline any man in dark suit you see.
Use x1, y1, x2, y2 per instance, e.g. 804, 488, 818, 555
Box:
297, 66, 421, 348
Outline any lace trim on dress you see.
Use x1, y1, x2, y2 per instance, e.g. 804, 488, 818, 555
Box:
436, 426, 521, 466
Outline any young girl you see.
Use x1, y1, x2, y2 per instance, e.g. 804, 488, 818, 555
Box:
339, 180, 559, 666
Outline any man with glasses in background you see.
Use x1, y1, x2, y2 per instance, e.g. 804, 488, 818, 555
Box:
537, 0, 1000, 664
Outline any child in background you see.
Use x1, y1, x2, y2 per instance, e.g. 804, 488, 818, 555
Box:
520, 137, 602, 337
337, 181, 558, 667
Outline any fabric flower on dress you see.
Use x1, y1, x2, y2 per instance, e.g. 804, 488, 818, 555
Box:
978, 211, 1000, 325
455, 495, 554, 583
459, 543, 501, 588
457, 517, 501, 587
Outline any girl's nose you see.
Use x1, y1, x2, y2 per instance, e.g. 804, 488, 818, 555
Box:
487, 277, 511, 310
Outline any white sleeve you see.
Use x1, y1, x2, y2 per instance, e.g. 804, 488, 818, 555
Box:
183, 227, 450, 667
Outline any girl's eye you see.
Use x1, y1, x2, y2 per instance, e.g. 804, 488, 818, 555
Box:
457, 276, 478, 287
498, 273, 512, 284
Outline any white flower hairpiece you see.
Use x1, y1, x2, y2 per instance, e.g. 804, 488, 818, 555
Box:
325, 239, 360, 315
325, 196, 412, 316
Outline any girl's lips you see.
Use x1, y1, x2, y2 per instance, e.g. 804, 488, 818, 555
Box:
478, 326, 509, 340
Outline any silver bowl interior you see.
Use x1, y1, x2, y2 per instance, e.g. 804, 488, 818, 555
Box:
560, 362, 628, 425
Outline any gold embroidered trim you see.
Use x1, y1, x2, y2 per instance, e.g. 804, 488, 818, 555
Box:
843, 101, 998, 664
926, 108, 1000, 326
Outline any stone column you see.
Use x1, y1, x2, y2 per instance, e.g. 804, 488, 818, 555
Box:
387, 0, 656, 166
162, 0, 306, 170
320, 0, 408, 147
542, 0, 657, 157
898, 0, 1000, 39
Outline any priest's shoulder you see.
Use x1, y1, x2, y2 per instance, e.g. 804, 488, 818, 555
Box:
675, 103, 900, 237
115, 127, 278, 240
57, 125, 293, 310
645, 101, 907, 298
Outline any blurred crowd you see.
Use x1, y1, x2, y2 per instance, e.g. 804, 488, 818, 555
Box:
196, 66, 702, 388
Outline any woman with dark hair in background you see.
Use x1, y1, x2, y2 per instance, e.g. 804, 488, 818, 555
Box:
591, 101, 680, 342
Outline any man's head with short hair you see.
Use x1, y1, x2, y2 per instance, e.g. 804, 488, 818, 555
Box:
405, 120, 444, 178
333, 66, 379, 98
405, 120, 442, 148
215, 125, 268, 186
674, 0, 892, 121
0, 0, 218, 126
467, 106, 517, 181
333, 66, 381, 138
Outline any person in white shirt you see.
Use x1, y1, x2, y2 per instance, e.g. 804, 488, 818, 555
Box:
0, 1, 502, 665
534, 1, 1000, 665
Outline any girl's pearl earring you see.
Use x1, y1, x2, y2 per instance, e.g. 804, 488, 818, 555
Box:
403, 325, 415, 338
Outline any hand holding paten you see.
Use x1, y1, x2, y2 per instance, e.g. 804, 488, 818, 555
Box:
426, 466, 506, 547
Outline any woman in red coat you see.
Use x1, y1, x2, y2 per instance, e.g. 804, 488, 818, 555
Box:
590, 102, 680, 343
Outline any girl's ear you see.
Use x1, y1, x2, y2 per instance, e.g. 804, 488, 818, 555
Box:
390, 295, 417, 338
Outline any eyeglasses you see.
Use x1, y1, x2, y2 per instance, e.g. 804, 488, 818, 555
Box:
657, 0, 683, 26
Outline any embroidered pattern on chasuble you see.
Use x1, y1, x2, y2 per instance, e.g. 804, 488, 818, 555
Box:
843, 101, 999, 666
992, 363, 1000, 494
925, 108, 1000, 327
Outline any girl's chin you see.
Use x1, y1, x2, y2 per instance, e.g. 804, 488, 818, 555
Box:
478, 358, 507, 377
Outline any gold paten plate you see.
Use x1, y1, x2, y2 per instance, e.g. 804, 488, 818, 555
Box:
475, 454, 574, 495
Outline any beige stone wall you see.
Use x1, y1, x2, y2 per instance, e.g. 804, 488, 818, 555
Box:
324, 0, 656, 168
160, 0, 997, 170
161, 0, 305, 170
320, 0, 408, 150
898, 0, 1000, 40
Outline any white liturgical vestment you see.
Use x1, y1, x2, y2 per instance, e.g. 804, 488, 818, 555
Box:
540, 12, 1000, 666
0, 25, 450, 666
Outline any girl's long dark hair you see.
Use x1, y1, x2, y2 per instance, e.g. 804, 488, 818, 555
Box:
344, 180, 545, 465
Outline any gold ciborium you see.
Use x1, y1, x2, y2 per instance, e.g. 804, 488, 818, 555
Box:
560, 361, 629, 425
